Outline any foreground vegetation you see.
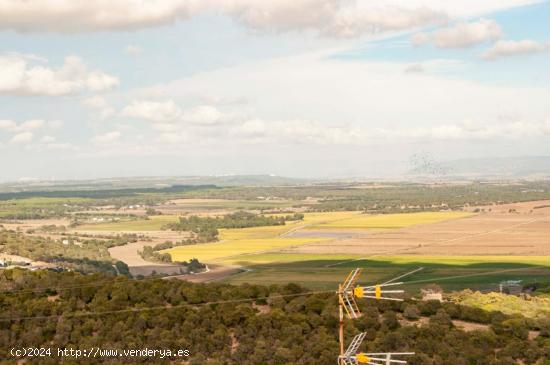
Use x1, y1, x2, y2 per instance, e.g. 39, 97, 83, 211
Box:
0, 270, 548, 365
450, 290, 550, 320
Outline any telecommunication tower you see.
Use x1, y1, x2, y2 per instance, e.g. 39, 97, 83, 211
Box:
336, 268, 422, 365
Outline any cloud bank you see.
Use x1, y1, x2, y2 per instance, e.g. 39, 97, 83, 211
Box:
412, 19, 502, 48
0, 54, 119, 96
482, 39, 550, 60
0, 0, 449, 37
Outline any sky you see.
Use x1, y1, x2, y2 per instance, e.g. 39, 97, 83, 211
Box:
1, 0, 550, 180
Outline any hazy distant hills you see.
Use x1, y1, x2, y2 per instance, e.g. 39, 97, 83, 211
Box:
0, 175, 313, 193
413, 156, 550, 179
2, 157, 550, 193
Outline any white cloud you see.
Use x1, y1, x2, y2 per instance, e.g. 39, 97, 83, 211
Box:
481, 39, 550, 60
404, 64, 425, 73
323, 6, 447, 38
138, 48, 550, 148
158, 132, 189, 144
47, 120, 64, 129
230, 118, 550, 145
18, 119, 44, 131
412, 19, 502, 48
0, 0, 200, 33
0, 0, 535, 36
0, 54, 119, 96
93, 131, 121, 144
0, 0, 538, 42
220, 1, 446, 38
83, 95, 109, 109
122, 100, 231, 127
0, 119, 71, 148
180, 105, 222, 125
82, 96, 115, 119
122, 100, 182, 123
0, 119, 45, 132
0, 1, 513, 41
42, 142, 75, 150
0, 120, 17, 131
10, 132, 34, 144
124, 45, 143, 56
41, 135, 56, 143
399, 0, 539, 18
404, 59, 464, 73
382, 119, 550, 140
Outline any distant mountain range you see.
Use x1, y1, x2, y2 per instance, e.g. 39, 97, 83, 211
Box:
0, 175, 313, 193
410, 156, 550, 179
2, 157, 550, 193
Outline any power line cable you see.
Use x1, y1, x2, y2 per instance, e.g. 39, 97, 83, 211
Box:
0, 289, 334, 322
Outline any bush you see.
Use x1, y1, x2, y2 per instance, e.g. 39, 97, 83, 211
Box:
403, 305, 421, 320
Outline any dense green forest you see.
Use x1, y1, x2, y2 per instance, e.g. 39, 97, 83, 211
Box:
0, 270, 548, 364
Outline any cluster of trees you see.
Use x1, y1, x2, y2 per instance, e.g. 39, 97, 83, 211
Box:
134, 240, 206, 275
145, 207, 162, 216
525, 281, 550, 294
163, 211, 304, 243
0, 229, 130, 275
139, 245, 172, 263
138, 244, 206, 273
0, 270, 548, 364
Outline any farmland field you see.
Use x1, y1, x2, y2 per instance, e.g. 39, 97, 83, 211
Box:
308, 211, 474, 229
164, 210, 472, 263
77, 215, 180, 231
3, 187, 550, 293
221, 253, 550, 291
289, 202, 550, 256
163, 200, 550, 292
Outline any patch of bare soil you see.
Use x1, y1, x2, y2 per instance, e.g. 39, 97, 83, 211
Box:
108, 241, 184, 276
288, 201, 550, 256
0, 218, 70, 231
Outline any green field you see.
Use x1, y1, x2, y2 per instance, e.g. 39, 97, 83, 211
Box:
0, 197, 94, 218
222, 253, 550, 292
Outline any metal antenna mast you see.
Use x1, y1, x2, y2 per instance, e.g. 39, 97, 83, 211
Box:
339, 332, 415, 365
337, 268, 421, 365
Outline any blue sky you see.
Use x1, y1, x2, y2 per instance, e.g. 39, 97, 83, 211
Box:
1, 0, 549, 180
